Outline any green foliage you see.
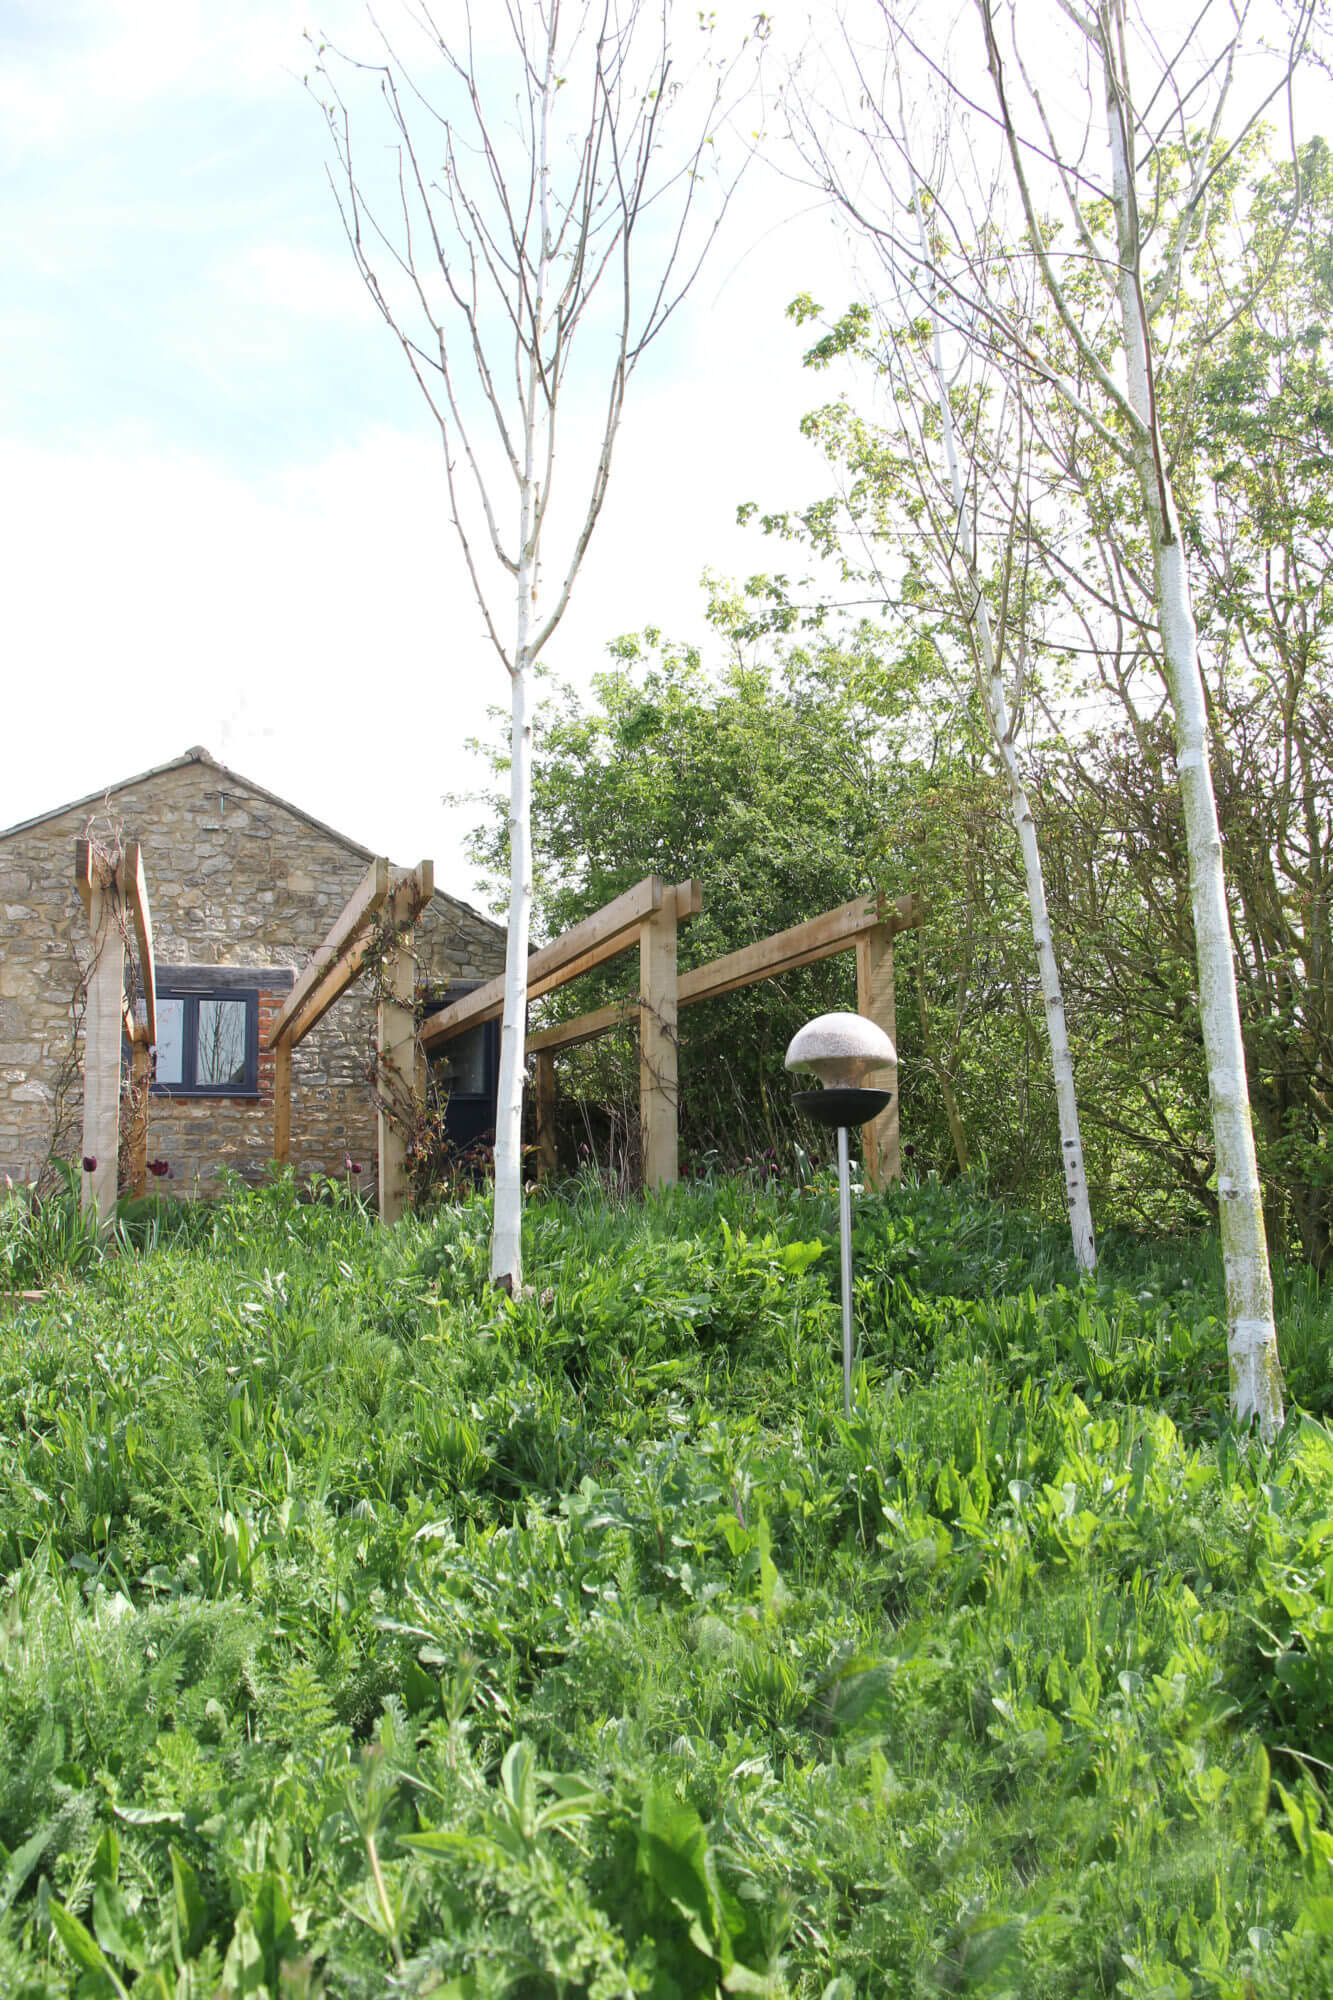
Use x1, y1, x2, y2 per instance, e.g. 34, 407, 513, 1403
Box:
457, 624, 1042, 1193
1, 1176, 1332, 1995
1, 1166, 105, 1291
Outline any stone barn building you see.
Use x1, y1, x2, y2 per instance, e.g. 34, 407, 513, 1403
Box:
0, 747, 505, 1197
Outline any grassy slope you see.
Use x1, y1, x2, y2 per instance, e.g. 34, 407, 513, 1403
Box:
1, 1175, 1332, 1999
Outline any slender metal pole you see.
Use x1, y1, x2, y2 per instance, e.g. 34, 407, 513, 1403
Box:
838, 1124, 853, 1416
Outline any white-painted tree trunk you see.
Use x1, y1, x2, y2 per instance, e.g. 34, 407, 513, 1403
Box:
490, 328, 542, 1290
490, 646, 533, 1290
490, 31, 552, 1296
916, 201, 1097, 1272
321, 6, 741, 1284
1102, 21, 1282, 1436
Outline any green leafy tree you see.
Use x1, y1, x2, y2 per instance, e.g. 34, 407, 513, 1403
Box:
460, 621, 1040, 1179
1031, 141, 1333, 1265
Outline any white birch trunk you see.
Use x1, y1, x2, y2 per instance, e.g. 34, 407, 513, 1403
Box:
916, 202, 1097, 1271
490, 644, 533, 1290
490, 313, 540, 1290
1102, 22, 1282, 1436
489, 28, 556, 1295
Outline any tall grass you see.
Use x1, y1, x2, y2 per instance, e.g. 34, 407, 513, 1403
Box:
0, 1173, 1330, 1997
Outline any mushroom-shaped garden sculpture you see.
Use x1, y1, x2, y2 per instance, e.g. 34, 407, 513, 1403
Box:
785, 1011, 897, 1129
785, 1012, 899, 1416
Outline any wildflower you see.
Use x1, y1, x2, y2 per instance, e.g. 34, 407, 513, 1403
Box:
82, 1155, 97, 1173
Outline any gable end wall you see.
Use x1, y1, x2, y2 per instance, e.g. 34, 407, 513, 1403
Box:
0, 761, 504, 1192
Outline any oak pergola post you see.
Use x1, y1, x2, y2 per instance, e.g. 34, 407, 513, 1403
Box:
75, 839, 158, 1230
273, 1043, 292, 1167
377, 867, 432, 1225
127, 1040, 152, 1199
856, 923, 900, 1189
80, 865, 126, 1231
639, 898, 679, 1190
535, 1052, 557, 1182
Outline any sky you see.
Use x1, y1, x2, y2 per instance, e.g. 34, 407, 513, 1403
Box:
0, 0, 859, 905
3, 0, 1320, 913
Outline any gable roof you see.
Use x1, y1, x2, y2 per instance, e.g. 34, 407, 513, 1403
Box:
0, 745, 503, 937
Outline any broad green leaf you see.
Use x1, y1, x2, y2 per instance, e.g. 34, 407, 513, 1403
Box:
501, 1740, 539, 1839
93, 1876, 147, 1972
171, 1845, 210, 1962
49, 1899, 130, 1998
638, 1790, 718, 1945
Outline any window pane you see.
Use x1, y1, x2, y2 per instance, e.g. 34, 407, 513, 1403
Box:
155, 997, 185, 1085
196, 999, 248, 1086
440, 1025, 486, 1096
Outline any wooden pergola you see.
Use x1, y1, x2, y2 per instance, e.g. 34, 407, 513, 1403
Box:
74, 837, 158, 1225
266, 857, 434, 1222
264, 859, 921, 1217
421, 878, 921, 1191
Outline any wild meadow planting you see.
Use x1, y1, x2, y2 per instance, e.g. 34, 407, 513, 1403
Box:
2, 1174, 1333, 1999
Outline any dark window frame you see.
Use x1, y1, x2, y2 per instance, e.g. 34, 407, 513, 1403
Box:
153, 986, 260, 1099
424, 984, 501, 1103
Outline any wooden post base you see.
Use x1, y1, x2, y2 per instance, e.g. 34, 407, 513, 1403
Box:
856, 924, 900, 1189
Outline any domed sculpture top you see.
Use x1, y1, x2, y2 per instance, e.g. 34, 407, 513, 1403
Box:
784, 1011, 897, 1088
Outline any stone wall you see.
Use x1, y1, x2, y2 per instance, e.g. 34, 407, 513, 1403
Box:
0, 756, 505, 1195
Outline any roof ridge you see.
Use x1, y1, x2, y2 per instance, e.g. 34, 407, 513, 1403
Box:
0, 748, 502, 937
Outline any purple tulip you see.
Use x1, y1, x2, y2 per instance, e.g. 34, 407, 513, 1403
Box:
82, 1155, 97, 1174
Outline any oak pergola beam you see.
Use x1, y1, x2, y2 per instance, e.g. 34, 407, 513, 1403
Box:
419, 874, 672, 1052
118, 841, 158, 1047
266, 857, 391, 1050
526, 1001, 633, 1055
525, 892, 922, 1056
525, 878, 700, 1006
270, 861, 433, 1175
74, 838, 94, 916
678, 892, 918, 1005
271, 862, 433, 1054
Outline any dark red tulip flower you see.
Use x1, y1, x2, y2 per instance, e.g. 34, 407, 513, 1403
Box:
82, 1155, 97, 1174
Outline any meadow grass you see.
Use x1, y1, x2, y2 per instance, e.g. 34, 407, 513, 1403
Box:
1, 1171, 1331, 1998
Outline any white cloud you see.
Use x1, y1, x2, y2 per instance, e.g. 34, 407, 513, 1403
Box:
0, 0, 852, 897
0, 431, 493, 871
213, 243, 377, 324
0, 0, 368, 149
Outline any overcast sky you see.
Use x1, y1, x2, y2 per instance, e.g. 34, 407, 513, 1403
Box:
0, 0, 859, 905
4, 0, 1318, 909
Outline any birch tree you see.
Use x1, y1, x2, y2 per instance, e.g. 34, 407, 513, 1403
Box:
312, 2, 747, 1288
798, 0, 1314, 1434
786, 64, 1098, 1269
